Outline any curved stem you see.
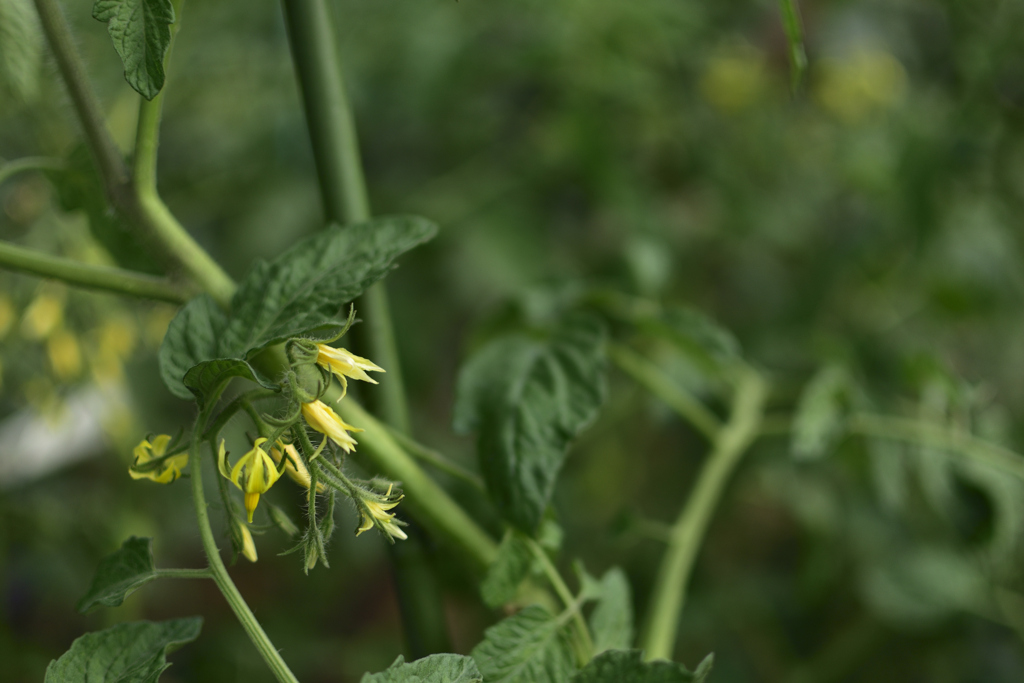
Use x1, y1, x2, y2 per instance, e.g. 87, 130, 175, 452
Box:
640, 368, 768, 661
0, 240, 190, 303
190, 419, 301, 683
609, 343, 721, 442
0, 156, 67, 186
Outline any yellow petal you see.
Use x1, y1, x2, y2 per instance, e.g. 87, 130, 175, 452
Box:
217, 440, 230, 479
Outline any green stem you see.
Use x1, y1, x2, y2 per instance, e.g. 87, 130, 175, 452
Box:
526, 538, 594, 664
31, 0, 128, 195
640, 368, 768, 661
0, 156, 66, 186
384, 426, 486, 491
0, 240, 190, 303
189, 418, 301, 683
609, 343, 721, 442
336, 398, 498, 570
153, 567, 214, 580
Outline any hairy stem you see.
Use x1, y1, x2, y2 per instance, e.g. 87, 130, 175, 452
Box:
0, 156, 66, 186
153, 568, 214, 580
640, 368, 767, 661
0, 240, 190, 303
609, 343, 721, 442
190, 416, 301, 683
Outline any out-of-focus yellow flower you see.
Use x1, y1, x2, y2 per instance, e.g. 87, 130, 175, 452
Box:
130, 435, 189, 483
0, 295, 15, 339
47, 329, 82, 380
270, 442, 325, 492
815, 48, 906, 123
315, 345, 384, 398
356, 483, 407, 541
21, 293, 63, 339
218, 438, 282, 523
700, 46, 766, 112
97, 316, 137, 359
301, 400, 363, 453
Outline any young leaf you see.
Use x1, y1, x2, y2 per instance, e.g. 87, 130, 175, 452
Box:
454, 315, 608, 532
92, 0, 175, 100
77, 537, 157, 613
361, 654, 482, 683
791, 365, 849, 460
570, 649, 714, 683
221, 216, 437, 358
0, 0, 43, 101
481, 531, 534, 608
470, 605, 577, 683
589, 567, 634, 653
634, 305, 740, 374
44, 617, 202, 683
158, 294, 227, 399
183, 358, 273, 411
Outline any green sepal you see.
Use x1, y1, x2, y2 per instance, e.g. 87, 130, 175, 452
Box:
44, 617, 202, 683
76, 537, 157, 613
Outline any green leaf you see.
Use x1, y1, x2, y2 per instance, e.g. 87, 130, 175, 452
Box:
183, 358, 273, 411
481, 531, 534, 608
361, 654, 482, 683
641, 305, 740, 371
791, 365, 850, 461
158, 294, 227, 400
92, 0, 175, 100
44, 617, 202, 683
454, 315, 608, 532
222, 216, 437, 357
570, 649, 714, 683
77, 537, 157, 613
589, 568, 634, 653
470, 606, 577, 683
0, 0, 43, 101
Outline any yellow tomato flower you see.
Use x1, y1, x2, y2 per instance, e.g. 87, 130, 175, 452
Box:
47, 329, 82, 380
301, 400, 363, 453
316, 345, 384, 397
356, 483, 408, 541
218, 438, 282, 522
270, 442, 325, 492
21, 293, 63, 339
130, 435, 188, 483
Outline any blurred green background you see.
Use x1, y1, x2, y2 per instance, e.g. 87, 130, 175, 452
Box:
3, 0, 1024, 680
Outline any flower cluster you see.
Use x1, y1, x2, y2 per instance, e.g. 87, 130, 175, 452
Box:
129, 435, 188, 483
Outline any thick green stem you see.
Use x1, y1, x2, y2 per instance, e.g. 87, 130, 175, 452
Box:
0, 240, 190, 302
640, 368, 767, 661
385, 425, 486, 491
189, 420, 301, 683
609, 344, 721, 442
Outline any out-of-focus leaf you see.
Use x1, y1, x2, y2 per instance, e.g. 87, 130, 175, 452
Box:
44, 617, 202, 683
570, 649, 713, 683
638, 305, 740, 372
791, 365, 850, 460
77, 537, 157, 613
361, 654, 482, 683
481, 531, 534, 608
92, 0, 175, 100
0, 0, 42, 100
589, 567, 634, 654
454, 315, 608, 532
470, 605, 576, 683
868, 439, 908, 514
